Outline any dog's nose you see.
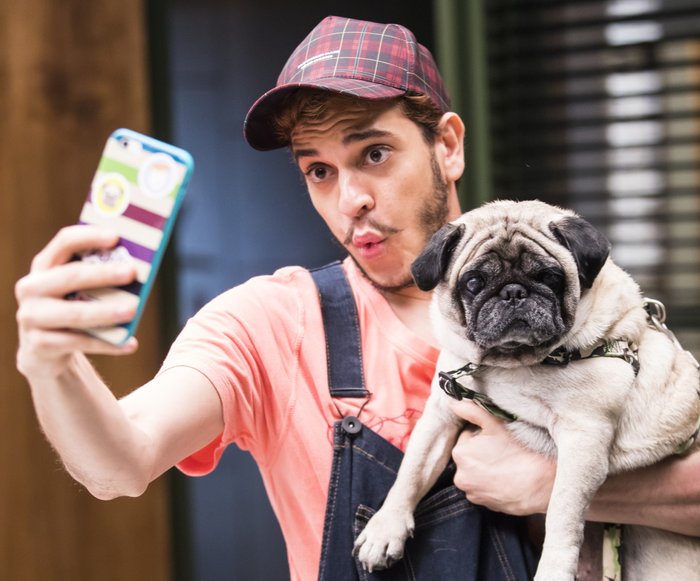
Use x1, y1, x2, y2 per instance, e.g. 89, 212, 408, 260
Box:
499, 283, 528, 302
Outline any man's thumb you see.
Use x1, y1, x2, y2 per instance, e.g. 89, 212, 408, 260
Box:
449, 399, 507, 431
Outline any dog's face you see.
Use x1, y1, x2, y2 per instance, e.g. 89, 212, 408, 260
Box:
412, 200, 611, 366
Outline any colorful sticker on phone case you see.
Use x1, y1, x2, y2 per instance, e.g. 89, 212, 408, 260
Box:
91, 172, 131, 217
137, 152, 179, 199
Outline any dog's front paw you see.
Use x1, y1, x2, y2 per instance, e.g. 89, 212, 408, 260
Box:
353, 508, 415, 572
533, 552, 578, 581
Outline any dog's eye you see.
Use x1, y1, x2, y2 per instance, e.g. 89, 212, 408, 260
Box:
462, 275, 485, 295
537, 269, 564, 291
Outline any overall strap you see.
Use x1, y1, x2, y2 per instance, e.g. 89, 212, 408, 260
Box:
310, 261, 369, 398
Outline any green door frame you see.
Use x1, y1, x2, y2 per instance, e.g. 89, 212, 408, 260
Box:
434, 0, 493, 209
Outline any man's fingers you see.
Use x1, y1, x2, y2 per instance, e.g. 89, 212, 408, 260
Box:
30, 225, 120, 272
16, 260, 137, 301
17, 296, 138, 331
18, 329, 139, 360
449, 399, 507, 432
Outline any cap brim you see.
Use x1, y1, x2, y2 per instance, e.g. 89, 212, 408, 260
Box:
243, 78, 405, 151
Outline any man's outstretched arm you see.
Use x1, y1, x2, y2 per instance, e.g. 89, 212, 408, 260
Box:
16, 225, 223, 499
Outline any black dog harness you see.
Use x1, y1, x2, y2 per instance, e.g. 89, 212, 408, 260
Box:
438, 338, 639, 423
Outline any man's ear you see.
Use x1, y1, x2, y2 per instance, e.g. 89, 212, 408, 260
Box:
411, 223, 465, 291
549, 217, 611, 290
436, 113, 465, 184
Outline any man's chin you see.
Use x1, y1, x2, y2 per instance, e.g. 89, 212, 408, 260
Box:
349, 254, 415, 293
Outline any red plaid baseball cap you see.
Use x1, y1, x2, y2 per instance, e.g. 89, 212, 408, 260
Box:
244, 16, 451, 151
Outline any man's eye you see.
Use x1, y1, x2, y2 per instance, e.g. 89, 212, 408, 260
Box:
365, 146, 390, 165
306, 165, 329, 183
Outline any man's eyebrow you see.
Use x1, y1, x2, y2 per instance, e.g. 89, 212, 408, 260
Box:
342, 128, 391, 146
293, 148, 318, 163
292, 128, 391, 162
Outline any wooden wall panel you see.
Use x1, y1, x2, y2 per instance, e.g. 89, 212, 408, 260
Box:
0, 1, 172, 579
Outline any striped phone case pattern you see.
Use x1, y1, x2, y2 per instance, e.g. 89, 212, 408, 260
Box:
77, 133, 190, 344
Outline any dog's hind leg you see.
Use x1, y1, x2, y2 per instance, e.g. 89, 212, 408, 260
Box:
534, 422, 615, 581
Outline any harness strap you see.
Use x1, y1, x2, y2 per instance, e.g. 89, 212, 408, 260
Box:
438, 365, 518, 422
310, 261, 369, 398
439, 338, 642, 423
543, 340, 640, 375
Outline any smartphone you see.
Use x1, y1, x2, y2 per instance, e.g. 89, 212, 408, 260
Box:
72, 128, 194, 345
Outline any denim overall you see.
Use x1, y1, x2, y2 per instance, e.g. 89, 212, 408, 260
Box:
311, 262, 539, 581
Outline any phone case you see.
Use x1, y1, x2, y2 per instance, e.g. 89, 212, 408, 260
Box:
74, 128, 194, 344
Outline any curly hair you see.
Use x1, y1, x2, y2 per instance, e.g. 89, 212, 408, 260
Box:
273, 89, 444, 147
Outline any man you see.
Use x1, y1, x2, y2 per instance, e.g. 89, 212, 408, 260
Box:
15, 15, 700, 581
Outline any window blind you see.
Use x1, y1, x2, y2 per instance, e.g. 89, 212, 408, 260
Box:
484, 0, 700, 354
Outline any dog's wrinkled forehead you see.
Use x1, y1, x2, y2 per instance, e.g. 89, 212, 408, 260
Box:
451, 215, 570, 282
462, 243, 559, 276
470, 233, 551, 263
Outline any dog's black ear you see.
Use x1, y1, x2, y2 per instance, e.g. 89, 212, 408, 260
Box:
550, 216, 611, 290
411, 223, 466, 291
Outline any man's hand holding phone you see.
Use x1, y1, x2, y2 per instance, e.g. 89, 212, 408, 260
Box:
16, 128, 191, 371
15, 225, 140, 377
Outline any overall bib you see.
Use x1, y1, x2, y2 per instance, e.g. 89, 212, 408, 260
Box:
311, 262, 539, 581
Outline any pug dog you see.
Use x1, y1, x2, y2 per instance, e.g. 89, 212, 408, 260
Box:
353, 200, 700, 580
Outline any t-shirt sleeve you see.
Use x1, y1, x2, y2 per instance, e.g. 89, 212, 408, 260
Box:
159, 268, 307, 476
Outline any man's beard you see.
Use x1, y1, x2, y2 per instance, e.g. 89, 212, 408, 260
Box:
348, 152, 450, 293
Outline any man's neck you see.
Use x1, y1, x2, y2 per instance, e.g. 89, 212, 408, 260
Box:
380, 287, 438, 347
345, 256, 439, 346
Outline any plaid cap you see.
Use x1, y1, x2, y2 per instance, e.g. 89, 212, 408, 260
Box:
244, 16, 451, 151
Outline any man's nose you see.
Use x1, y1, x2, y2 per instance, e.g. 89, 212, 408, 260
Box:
338, 171, 374, 217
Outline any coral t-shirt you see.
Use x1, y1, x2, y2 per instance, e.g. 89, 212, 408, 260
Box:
160, 258, 439, 581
